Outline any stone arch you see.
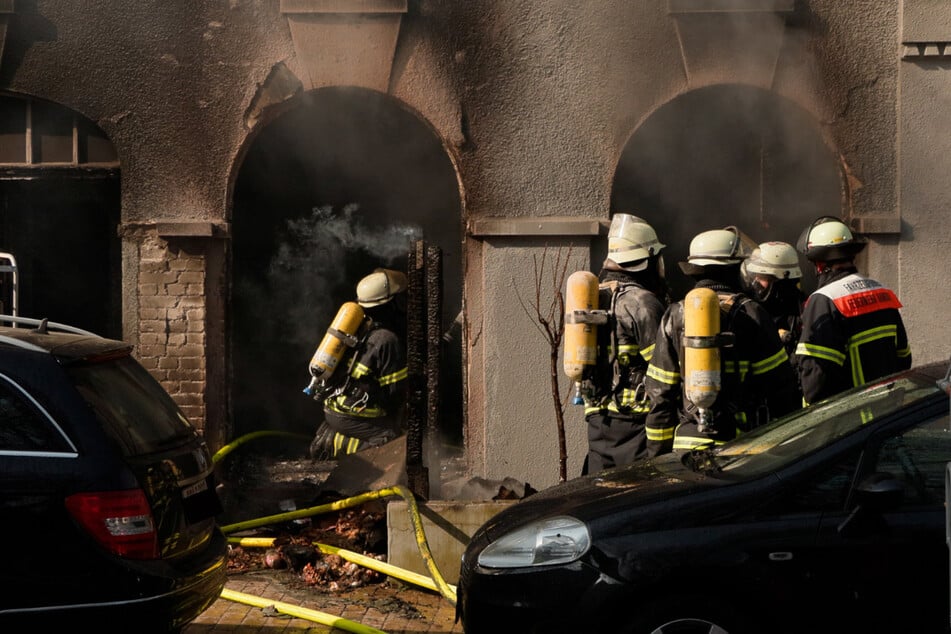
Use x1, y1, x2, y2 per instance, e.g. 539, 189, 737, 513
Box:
611, 84, 844, 299
0, 92, 120, 336
229, 86, 464, 442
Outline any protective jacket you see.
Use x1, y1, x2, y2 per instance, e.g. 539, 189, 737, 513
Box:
795, 267, 911, 406
644, 280, 799, 456
582, 273, 667, 473
761, 281, 805, 361
322, 321, 408, 451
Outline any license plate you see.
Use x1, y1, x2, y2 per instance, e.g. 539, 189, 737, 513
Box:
181, 479, 208, 498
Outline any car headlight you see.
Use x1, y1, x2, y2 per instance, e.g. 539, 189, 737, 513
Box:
477, 515, 591, 568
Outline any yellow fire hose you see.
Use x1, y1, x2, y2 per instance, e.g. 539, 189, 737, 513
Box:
220, 485, 458, 605
211, 430, 312, 464
212, 430, 460, 632
220, 588, 387, 634
228, 536, 457, 596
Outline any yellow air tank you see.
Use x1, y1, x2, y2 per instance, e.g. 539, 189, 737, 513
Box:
683, 287, 721, 431
308, 301, 366, 381
563, 271, 600, 383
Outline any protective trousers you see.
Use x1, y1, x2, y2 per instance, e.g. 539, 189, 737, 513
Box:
583, 412, 648, 475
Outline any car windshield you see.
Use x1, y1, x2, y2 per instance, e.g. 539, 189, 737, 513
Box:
695, 372, 942, 477
68, 354, 198, 456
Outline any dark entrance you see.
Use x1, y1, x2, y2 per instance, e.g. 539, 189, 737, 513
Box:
612, 85, 843, 300
231, 86, 464, 446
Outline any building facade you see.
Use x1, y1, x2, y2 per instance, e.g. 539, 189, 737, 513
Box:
0, 0, 948, 490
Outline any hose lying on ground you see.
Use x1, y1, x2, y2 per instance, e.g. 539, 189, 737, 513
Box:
220, 485, 458, 606
211, 430, 312, 464
221, 588, 387, 634
228, 535, 457, 596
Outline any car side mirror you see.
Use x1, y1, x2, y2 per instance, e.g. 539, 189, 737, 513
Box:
855, 472, 904, 510
838, 473, 903, 537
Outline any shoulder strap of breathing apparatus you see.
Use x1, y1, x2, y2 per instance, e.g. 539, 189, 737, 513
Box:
597, 280, 648, 397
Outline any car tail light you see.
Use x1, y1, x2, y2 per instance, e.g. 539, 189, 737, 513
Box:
65, 489, 159, 560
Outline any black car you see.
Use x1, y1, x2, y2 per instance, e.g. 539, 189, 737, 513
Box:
0, 316, 227, 631
457, 360, 951, 634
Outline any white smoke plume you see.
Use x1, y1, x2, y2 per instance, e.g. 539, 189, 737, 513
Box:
264, 203, 422, 346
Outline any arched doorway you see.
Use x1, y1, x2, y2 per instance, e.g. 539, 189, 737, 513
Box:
612, 85, 843, 300
230, 86, 464, 445
0, 93, 121, 337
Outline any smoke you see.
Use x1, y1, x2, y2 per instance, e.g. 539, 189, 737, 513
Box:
281, 203, 422, 261
263, 203, 422, 345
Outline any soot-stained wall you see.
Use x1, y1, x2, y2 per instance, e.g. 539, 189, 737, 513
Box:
0, 1, 948, 489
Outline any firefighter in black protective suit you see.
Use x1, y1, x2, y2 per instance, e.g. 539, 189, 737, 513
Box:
795, 216, 911, 406
580, 213, 670, 475
644, 227, 801, 456
309, 268, 409, 459
740, 241, 806, 398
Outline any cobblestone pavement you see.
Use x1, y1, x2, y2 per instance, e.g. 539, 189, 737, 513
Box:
183, 570, 462, 633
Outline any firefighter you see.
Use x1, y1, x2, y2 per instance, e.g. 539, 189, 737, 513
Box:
795, 216, 911, 406
644, 227, 800, 456
578, 213, 670, 474
310, 268, 409, 459
740, 241, 806, 361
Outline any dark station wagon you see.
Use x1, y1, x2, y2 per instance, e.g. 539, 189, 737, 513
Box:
458, 360, 951, 634
0, 316, 226, 631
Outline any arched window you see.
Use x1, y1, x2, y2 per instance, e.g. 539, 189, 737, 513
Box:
0, 94, 118, 167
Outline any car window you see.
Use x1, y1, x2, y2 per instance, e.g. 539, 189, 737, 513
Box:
710, 373, 941, 477
0, 374, 75, 454
777, 450, 860, 513
68, 355, 197, 456
872, 413, 951, 506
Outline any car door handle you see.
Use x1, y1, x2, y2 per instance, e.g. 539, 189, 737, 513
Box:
768, 552, 793, 561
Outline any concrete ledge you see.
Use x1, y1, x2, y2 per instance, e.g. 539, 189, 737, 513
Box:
281, 0, 406, 14
849, 215, 901, 235
386, 500, 515, 585
668, 0, 793, 13
468, 216, 608, 237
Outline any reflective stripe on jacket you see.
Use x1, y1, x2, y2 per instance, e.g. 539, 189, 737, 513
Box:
325, 325, 407, 420
644, 281, 799, 456
796, 270, 911, 406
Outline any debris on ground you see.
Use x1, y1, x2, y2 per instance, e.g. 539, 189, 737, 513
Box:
215, 437, 535, 599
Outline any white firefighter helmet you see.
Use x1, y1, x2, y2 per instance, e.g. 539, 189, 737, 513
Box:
606, 213, 665, 271
741, 241, 802, 302
356, 268, 407, 308
685, 226, 751, 267
796, 216, 867, 262
743, 241, 802, 280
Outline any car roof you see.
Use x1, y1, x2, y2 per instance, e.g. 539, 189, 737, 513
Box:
0, 316, 132, 362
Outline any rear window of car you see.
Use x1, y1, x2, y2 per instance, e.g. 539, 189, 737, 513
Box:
67, 355, 198, 456
0, 374, 76, 455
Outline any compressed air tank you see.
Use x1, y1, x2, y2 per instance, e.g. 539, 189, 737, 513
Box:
683, 287, 721, 412
563, 270, 600, 382
308, 301, 366, 381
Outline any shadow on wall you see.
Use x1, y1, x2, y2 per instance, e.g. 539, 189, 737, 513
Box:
231, 86, 463, 443
611, 84, 842, 301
